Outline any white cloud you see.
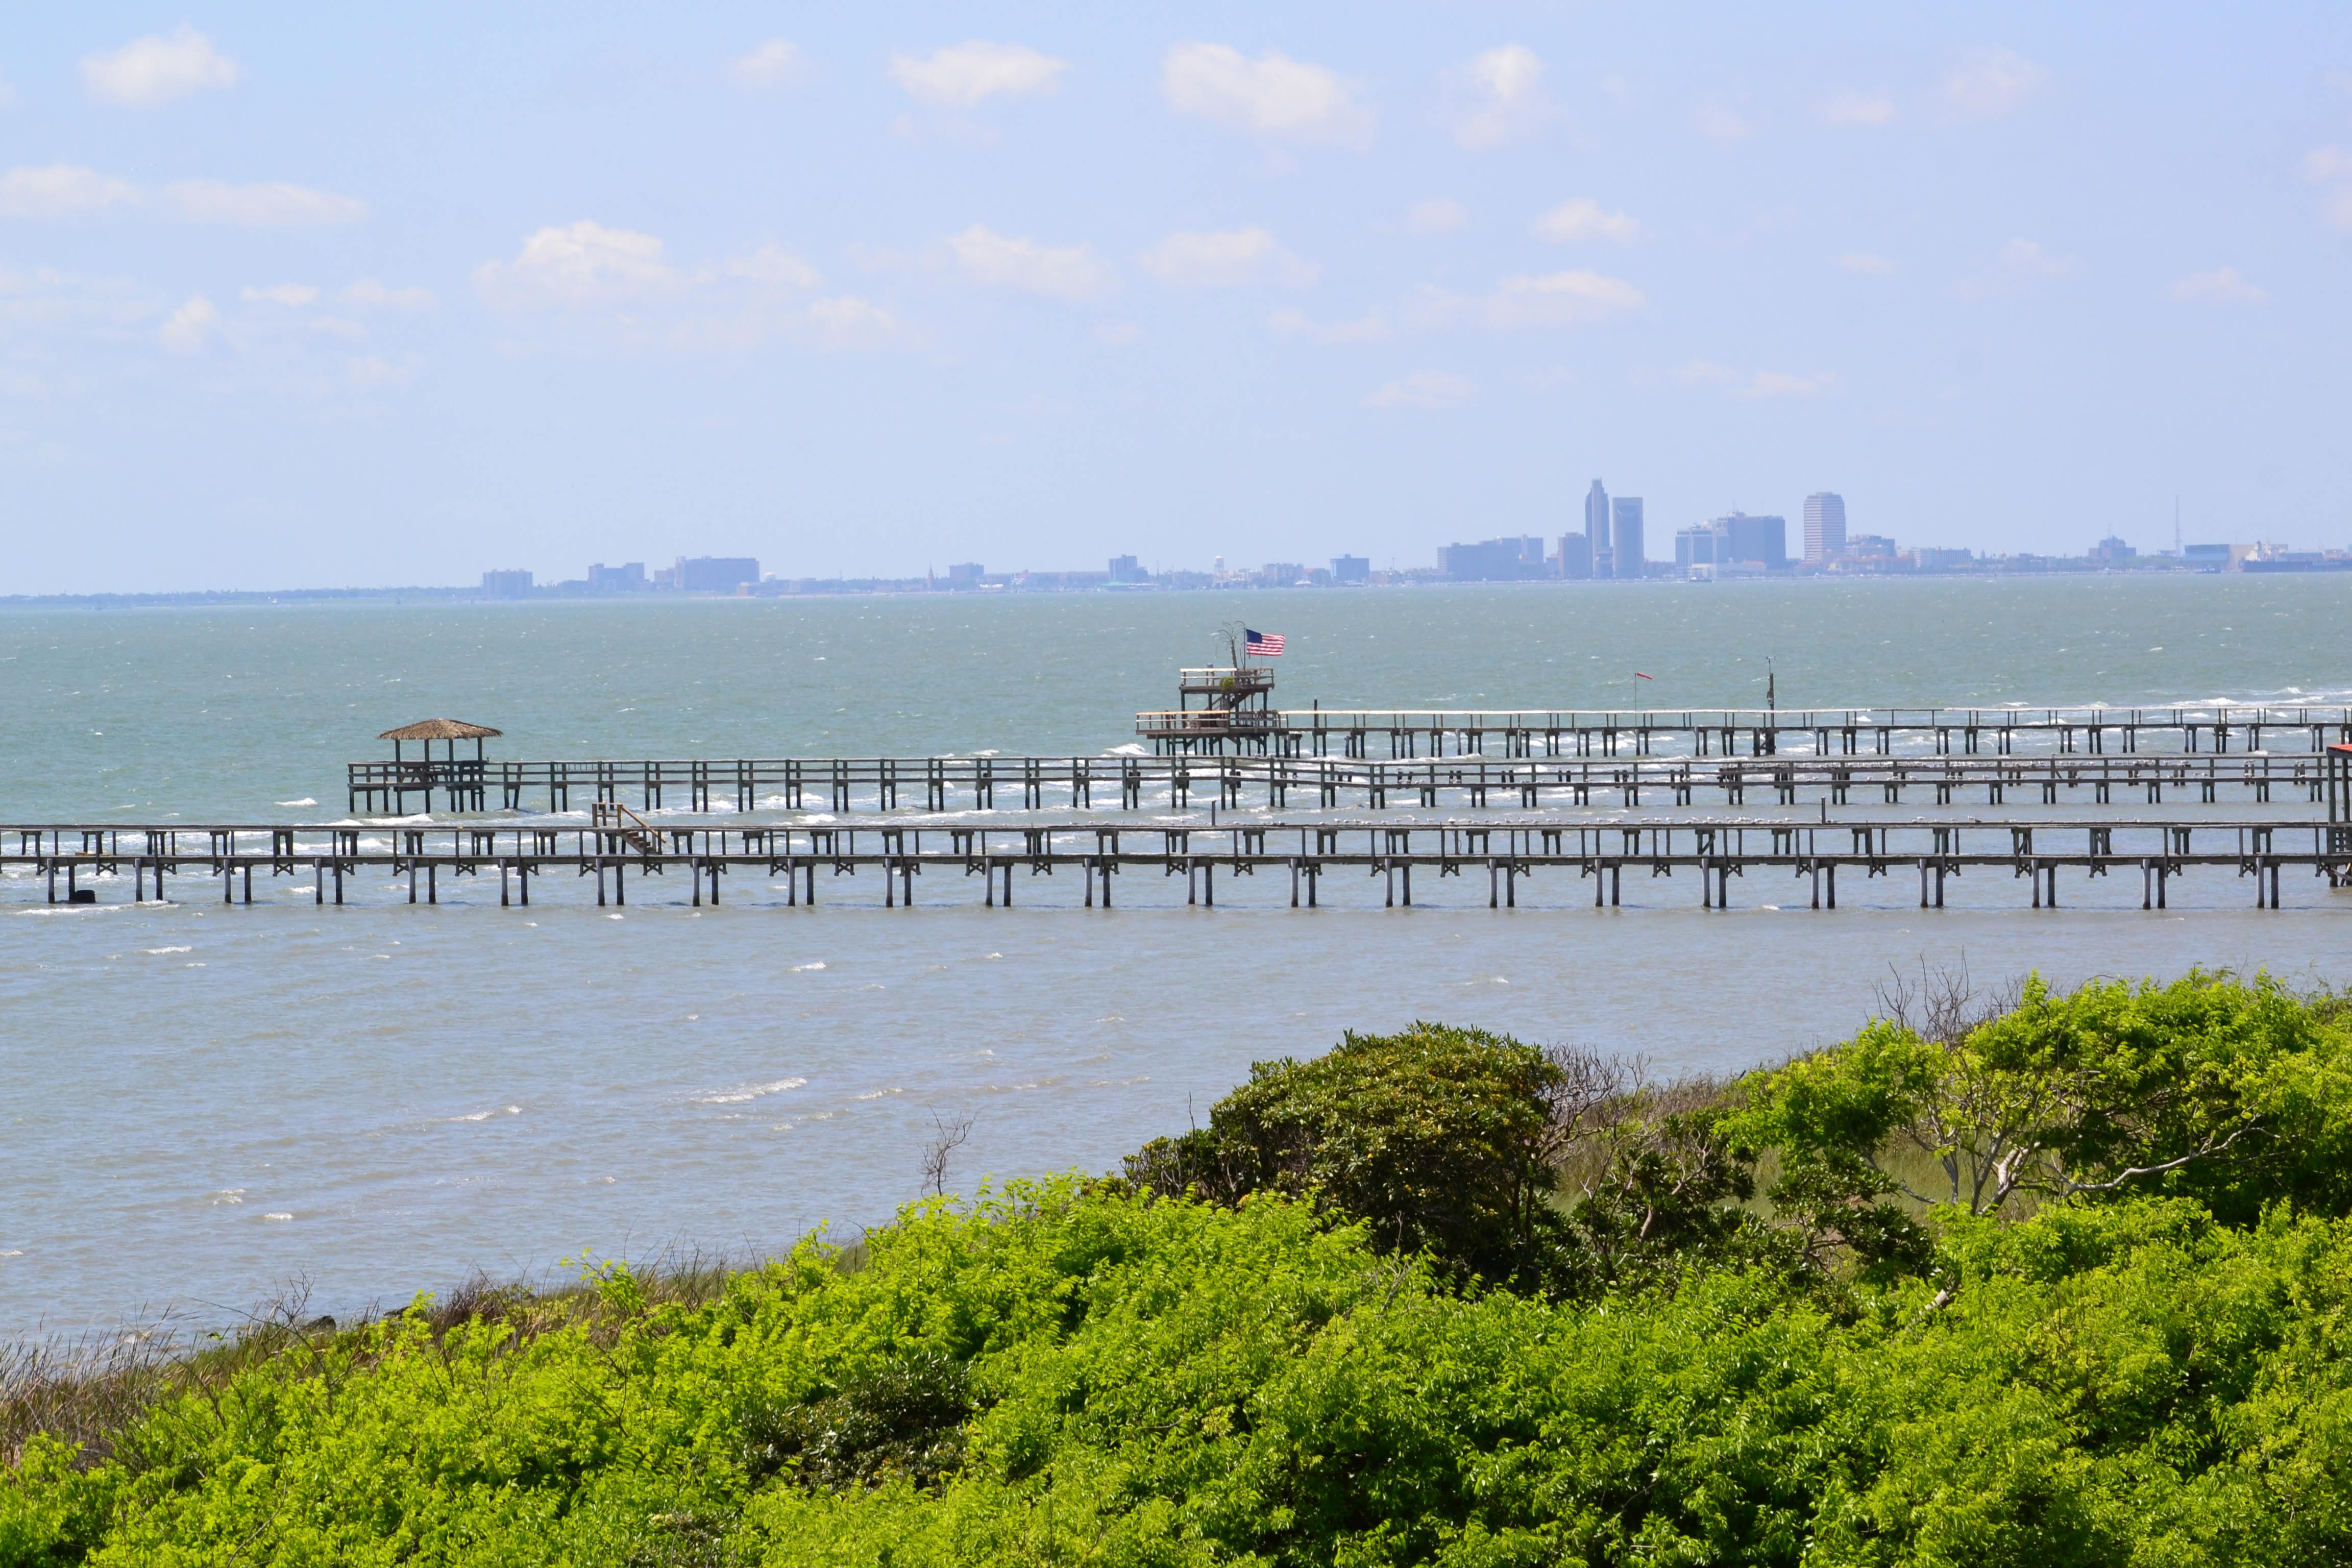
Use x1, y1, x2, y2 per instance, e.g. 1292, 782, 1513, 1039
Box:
2304, 146, 2352, 230
1140, 227, 1317, 287
1955, 237, 2079, 299
729, 39, 805, 90
1162, 43, 1371, 147
83, 26, 239, 107
1445, 44, 1553, 150
804, 295, 906, 345
1943, 48, 2045, 119
348, 354, 421, 386
344, 279, 437, 309
1996, 238, 2076, 277
0, 164, 140, 219
475, 220, 679, 308
947, 224, 1112, 299
890, 41, 1067, 106
158, 295, 217, 353
1480, 270, 1643, 328
722, 244, 823, 288
166, 180, 366, 226
1680, 361, 1835, 399
1692, 101, 1754, 142
240, 283, 318, 307
2168, 266, 2266, 305
1819, 90, 1896, 126
1405, 198, 1465, 234
1365, 370, 1472, 409
1269, 307, 1393, 344
1533, 199, 1641, 244
1835, 252, 1898, 274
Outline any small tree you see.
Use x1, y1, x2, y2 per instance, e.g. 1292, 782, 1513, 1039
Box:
1126, 1023, 1572, 1286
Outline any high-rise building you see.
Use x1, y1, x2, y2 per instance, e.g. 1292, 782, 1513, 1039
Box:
1610, 497, 1645, 579
481, 569, 533, 599
1331, 554, 1371, 584
587, 561, 645, 593
1557, 532, 1592, 579
1712, 513, 1787, 569
1585, 479, 1611, 578
1108, 554, 1146, 583
1439, 536, 1549, 581
676, 556, 761, 592
1803, 493, 1846, 563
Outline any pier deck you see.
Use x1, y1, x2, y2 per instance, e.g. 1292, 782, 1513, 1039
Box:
350, 750, 2341, 816
1137, 702, 2352, 756
14, 815, 2351, 913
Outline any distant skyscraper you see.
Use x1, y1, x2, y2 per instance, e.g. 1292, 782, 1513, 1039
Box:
1610, 497, 1645, 579
1804, 493, 1847, 563
1713, 512, 1788, 569
1584, 479, 1611, 578
1557, 531, 1592, 579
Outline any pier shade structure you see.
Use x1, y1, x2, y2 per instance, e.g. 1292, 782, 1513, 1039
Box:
376, 719, 503, 813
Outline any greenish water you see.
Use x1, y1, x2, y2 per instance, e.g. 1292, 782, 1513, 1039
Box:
2, 577, 2348, 1335
6, 575, 2342, 819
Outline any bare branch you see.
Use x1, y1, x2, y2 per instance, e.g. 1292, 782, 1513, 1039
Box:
920, 1111, 976, 1198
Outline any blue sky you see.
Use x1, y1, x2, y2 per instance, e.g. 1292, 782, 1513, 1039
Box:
3, 3, 2349, 592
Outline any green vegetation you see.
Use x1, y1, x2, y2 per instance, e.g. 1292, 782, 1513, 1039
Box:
11, 972, 2352, 1564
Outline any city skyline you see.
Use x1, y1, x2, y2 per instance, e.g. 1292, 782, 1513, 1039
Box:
2, 7, 2349, 592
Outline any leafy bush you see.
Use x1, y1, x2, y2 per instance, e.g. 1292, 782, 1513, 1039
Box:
10, 975, 2352, 1564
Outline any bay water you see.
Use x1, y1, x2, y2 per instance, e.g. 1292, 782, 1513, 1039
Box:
4, 576, 2349, 1334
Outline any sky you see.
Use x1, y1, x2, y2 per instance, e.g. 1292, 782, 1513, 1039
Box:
3, 3, 2350, 593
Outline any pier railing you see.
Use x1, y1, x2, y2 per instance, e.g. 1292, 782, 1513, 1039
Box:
12, 814, 2350, 913
1137, 702, 2352, 756
348, 750, 2340, 815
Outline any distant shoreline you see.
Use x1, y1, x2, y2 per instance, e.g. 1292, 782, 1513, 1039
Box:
0, 568, 2297, 611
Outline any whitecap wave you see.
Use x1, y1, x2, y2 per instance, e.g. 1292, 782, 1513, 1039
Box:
693, 1076, 806, 1105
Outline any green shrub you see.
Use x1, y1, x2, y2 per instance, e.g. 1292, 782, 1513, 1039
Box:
13, 977, 2352, 1564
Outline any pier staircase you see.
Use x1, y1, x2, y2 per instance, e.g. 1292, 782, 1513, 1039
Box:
592, 801, 661, 856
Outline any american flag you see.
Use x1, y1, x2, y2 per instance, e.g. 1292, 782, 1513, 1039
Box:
1245, 628, 1285, 657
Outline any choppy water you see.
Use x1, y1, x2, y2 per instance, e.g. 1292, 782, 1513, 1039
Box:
4, 577, 2350, 1334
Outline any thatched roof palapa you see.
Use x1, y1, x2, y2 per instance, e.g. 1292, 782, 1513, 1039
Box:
379, 719, 504, 741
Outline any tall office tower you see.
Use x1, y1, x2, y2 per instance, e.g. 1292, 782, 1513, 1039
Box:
1803, 493, 1847, 563
1558, 531, 1592, 579
1584, 479, 1611, 578
1611, 497, 1645, 579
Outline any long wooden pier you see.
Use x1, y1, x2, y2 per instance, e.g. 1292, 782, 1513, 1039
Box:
14, 815, 2351, 912
1137, 702, 2352, 757
349, 750, 2341, 816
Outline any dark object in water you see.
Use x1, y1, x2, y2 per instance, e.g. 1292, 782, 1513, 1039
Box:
67, 889, 96, 904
